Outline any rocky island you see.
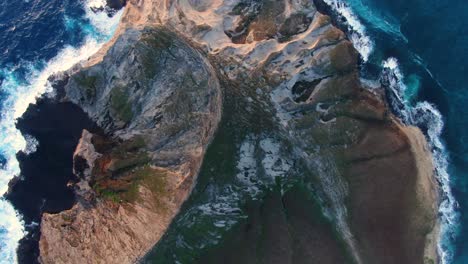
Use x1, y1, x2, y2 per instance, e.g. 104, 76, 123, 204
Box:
8, 0, 440, 263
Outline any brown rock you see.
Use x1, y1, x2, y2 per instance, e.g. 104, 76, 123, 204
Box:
37, 0, 439, 263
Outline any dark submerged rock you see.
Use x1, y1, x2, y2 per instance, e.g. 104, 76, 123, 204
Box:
5, 97, 101, 264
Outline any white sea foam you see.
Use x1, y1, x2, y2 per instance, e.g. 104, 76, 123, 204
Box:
382, 58, 457, 264
87, 0, 107, 10
321, 0, 374, 61
323, 0, 456, 258
0, 2, 122, 263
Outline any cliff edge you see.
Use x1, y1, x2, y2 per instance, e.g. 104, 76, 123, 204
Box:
38, 0, 439, 263
39, 27, 221, 263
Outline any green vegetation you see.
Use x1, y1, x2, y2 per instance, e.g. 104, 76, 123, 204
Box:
140, 51, 160, 79
93, 183, 124, 203
100, 189, 121, 203
74, 73, 98, 100
123, 165, 168, 204
110, 85, 133, 123
108, 152, 151, 174
91, 134, 156, 204
142, 29, 174, 50
94, 165, 168, 205
139, 29, 177, 78
61, 214, 73, 222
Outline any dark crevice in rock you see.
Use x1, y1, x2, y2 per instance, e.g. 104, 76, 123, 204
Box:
278, 13, 313, 42
319, 115, 335, 123
291, 76, 330, 103
5, 96, 101, 264
225, 1, 262, 44
73, 155, 89, 178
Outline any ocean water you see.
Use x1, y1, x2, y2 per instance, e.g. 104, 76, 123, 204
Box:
322, 0, 468, 263
0, 0, 466, 263
0, 0, 121, 263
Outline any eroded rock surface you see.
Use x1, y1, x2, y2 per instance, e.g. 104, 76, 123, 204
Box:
39, 27, 221, 264
38, 0, 439, 263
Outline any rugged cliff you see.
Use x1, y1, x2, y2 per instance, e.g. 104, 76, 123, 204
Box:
37, 0, 439, 263
39, 27, 221, 263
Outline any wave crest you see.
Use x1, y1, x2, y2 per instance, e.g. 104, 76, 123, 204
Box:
382, 58, 458, 264
321, 0, 374, 61
0, 2, 122, 263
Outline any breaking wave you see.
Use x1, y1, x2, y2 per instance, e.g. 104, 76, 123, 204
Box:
0, 1, 122, 263
382, 58, 457, 264
320, 0, 456, 261
321, 0, 374, 61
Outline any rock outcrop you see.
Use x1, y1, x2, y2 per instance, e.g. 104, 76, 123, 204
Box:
39, 27, 221, 263
38, 0, 439, 263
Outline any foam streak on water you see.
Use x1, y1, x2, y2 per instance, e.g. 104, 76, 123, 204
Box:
382, 58, 457, 264
0, 1, 122, 263
317, 0, 455, 261
321, 0, 374, 61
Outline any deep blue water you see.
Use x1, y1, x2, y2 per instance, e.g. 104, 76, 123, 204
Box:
326, 0, 468, 263
0, 0, 466, 263
0, 0, 121, 262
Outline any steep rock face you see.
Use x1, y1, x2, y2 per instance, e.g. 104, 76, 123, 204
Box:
39, 27, 221, 263
38, 0, 438, 263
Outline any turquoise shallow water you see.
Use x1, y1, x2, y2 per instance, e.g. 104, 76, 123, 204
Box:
331, 0, 468, 262
0, 0, 466, 263
0, 1, 121, 262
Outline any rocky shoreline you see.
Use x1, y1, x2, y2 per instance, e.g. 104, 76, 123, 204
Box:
6, 96, 101, 263
7, 0, 440, 263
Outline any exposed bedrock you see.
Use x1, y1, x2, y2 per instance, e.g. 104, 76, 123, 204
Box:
38, 27, 222, 264
36, 0, 438, 263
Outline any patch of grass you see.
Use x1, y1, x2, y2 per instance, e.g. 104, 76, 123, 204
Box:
139, 29, 177, 78
100, 189, 121, 203
142, 29, 174, 50
110, 85, 133, 123
61, 214, 73, 222
93, 165, 168, 206
140, 52, 160, 79
108, 152, 151, 174
121, 166, 168, 204
74, 73, 98, 100
138, 166, 167, 196
93, 183, 124, 203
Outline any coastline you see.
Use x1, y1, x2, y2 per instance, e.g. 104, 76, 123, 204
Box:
37, 23, 223, 263
4, 0, 442, 263
312, 1, 443, 262
0, 1, 124, 262
401, 124, 440, 263
5, 96, 101, 263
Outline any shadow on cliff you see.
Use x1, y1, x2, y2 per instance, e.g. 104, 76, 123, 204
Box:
5, 95, 100, 263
